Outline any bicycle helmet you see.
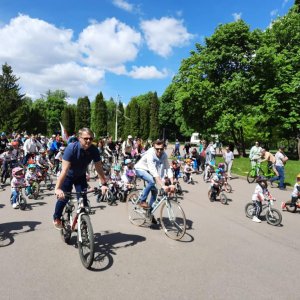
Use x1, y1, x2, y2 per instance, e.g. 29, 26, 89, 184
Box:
256, 176, 268, 187
11, 141, 19, 147
124, 159, 132, 165
28, 164, 36, 169
114, 165, 121, 172
218, 163, 225, 170
297, 173, 300, 184
12, 167, 24, 178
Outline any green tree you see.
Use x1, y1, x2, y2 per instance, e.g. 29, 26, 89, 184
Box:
117, 101, 125, 140
76, 96, 91, 131
92, 92, 107, 138
0, 63, 25, 132
62, 105, 76, 136
149, 92, 160, 140
123, 104, 131, 139
106, 98, 116, 138
129, 98, 140, 137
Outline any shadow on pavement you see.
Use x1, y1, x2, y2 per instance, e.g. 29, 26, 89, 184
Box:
0, 221, 42, 247
90, 231, 146, 272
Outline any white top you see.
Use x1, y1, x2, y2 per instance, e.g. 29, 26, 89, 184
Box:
291, 183, 300, 198
275, 152, 286, 167
134, 147, 173, 179
223, 151, 234, 163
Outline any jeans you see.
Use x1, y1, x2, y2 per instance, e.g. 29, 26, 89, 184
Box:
270, 166, 285, 189
53, 175, 88, 220
135, 169, 157, 208
11, 190, 19, 204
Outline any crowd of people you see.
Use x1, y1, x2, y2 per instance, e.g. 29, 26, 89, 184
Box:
0, 130, 299, 227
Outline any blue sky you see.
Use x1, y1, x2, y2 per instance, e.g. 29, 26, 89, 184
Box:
0, 0, 294, 104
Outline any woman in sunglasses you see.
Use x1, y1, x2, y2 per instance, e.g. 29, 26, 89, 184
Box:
134, 139, 175, 223
53, 128, 108, 229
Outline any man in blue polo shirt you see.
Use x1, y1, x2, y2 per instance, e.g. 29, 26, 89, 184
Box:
53, 128, 108, 229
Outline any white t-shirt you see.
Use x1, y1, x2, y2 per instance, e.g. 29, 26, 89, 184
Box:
275, 152, 285, 167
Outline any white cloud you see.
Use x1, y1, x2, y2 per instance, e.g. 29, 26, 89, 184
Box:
112, 0, 134, 12
140, 17, 194, 57
128, 66, 168, 79
78, 18, 142, 68
270, 9, 279, 17
282, 0, 289, 7
232, 12, 242, 21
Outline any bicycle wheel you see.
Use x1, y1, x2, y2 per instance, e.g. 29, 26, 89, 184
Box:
106, 190, 116, 205
247, 170, 256, 184
78, 214, 94, 269
32, 182, 40, 199
45, 174, 53, 190
117, 191, 125, 202
285, 203, 297, 213
265, 208, 282, 226
176, 183, 183, 195
60, 210, 72, 244
126, 191, 145, 226
19, 195, 27, 210
220, 192, 228, 205
160, 200, 186, 240
245, 202, 255, 218
224, 183, 232, 193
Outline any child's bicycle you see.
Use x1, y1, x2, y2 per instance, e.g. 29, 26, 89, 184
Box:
10, 187, 27, 210
208, 184, 228, 204
245, 196, 282, 226
284, 199, 300, 213
126, 188, 186, 240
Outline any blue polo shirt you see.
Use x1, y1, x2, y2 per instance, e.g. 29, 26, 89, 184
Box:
63, 141, 100, 178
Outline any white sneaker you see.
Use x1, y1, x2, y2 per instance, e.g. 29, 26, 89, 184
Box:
12, 203, 18, 209
252, 216, 261, 223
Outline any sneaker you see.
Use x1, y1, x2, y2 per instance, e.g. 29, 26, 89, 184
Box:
12, 203, 18, 209
53, 219, 63, 230
252, 216, 261, 223
281, 202, 286, 210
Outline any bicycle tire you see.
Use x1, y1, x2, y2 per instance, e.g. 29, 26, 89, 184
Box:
106, 190, 116, 205
220, 192, 228, 205
160, 200, 186, 240
45, 174, 53, 190
245, 202, 255, 218
176, 183, 183, 195
78, 214, 94, 269
117, 191, 125, 202
60, 209, 72, 244
246, 170, 256, 184
285, 202, 297, 213
32, 182, 40, 199
19, 195, 27, 210
265, 208, 282, 226
126, 191, 146, 226
208, 190, 215, 202
224, 183, 232, 193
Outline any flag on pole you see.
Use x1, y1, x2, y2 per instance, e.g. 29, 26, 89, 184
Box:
59, 121, 69, 142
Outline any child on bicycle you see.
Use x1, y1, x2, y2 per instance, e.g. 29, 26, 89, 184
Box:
11, 167, 25, 209
209, 169, 222, 202
204, 160, 216, 182
281, 173, 300, 210
121, 169, 136, 200
171, 159, 181, 181
251, 176, 274, 223
25, 164, 39, 198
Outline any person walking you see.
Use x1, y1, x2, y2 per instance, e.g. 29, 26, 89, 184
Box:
249, 141, 262, 167
223, 146, 234, 179
269, 146, 288, 190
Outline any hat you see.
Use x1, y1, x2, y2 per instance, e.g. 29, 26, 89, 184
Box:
128, 135, 133, 139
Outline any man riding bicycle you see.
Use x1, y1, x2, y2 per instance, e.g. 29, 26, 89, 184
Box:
134, 139, 175, 223
53, 128, 108, 229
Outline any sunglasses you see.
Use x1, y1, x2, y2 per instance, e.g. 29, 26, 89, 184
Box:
81, 137, 93, 141
155, 147, 164, 152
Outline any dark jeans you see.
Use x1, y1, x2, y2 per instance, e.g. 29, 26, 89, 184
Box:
53, 175, 88, 220
254, 200, 262, 217
270, 165, 285, 189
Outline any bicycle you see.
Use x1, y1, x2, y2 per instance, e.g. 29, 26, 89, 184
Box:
245, 197, 282, 226
60, 188, 98, 269
10, 187, 27, 210
247, 162, 265, 183
126, 188, 186, 240
208, 184, 228, 204
284, 198, 300, 213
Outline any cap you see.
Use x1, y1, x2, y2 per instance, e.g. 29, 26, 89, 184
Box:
128, 135, 133, 139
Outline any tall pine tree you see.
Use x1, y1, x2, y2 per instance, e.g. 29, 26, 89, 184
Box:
149, 92, 160, 140
92, 92, 107, 138
75, 96, 91, 131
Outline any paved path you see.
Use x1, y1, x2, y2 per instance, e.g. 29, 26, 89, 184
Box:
0, 160, 299, 300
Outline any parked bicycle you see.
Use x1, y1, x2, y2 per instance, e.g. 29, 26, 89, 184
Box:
60, 188, 98, 269
207, 185, 228, 204
126, 189, 186, 240
247, 162, 276, 184
245, 196, 282, 226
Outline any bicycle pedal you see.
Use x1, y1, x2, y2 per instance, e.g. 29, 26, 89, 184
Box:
89, 210, 96, 215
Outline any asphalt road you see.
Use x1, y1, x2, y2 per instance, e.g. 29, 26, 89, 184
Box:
0, 158, 299, 300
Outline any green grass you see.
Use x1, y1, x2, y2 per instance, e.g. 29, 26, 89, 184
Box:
216, 156, 299, 187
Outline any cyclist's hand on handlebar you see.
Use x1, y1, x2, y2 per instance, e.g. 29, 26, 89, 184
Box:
55, 188, 65, 200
